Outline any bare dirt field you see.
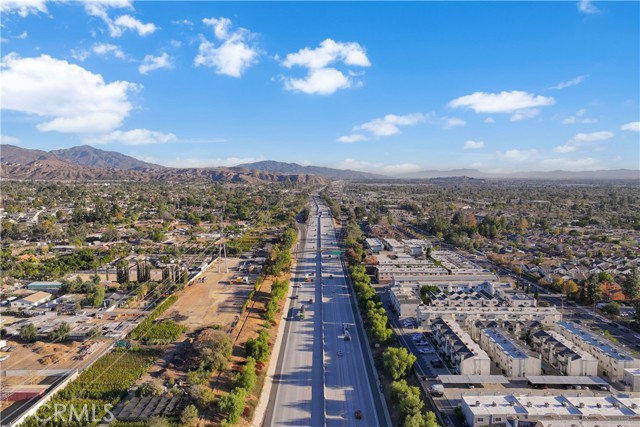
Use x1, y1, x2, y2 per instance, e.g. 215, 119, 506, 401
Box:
160, 257, 251, 332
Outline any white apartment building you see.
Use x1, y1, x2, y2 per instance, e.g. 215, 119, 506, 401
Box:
480, 328, 541, 377
364, 238, 384, 253
417, 305, 561, 329
388, 285, 422, 318
431, 318, 491, 375
556, 321, 640, 381
428, 289, 500, 308
461, 394, 640, 427
530, 329, 598, 377
469, 319, 542, 341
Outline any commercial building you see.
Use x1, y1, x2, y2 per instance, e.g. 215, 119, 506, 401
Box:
388, 285, 422, 318
382, 238, 404, 253
530, 329, 598, 377
431, 318, 491, 375
479, 328, 541, 377
460, 394, 640, 427
26, 281, 63, 293
556, 321, 640, 381
418, 305, 561, 329
10, 291, 52, 310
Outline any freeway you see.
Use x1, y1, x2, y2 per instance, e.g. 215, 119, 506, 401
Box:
264, 196, 389, 427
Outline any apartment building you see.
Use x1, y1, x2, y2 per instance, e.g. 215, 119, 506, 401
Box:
530, 329, 598, 377
556, 321, 640, 381
431, 318, 491, 375
480, 328, 541, 377
418, 305, 561, 329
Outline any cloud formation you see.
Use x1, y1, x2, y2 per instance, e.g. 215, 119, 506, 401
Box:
337, 158, 421, 176
449, 90, 555, 121
282, 38, 370, 95
464, 140, 485, 150
355, 113, 426, 137
337, 134, 368, 143
195, 17, 260, 78
578, 0, 599, 14
554, 131, 613, 153
0, 0, 47, 17
82, 1, 156, 37
1, 53, 137, 133
85, 129, 176, 145
139, 52, 172, 74
549, 75, 589, 90
621, 121, 640, 132
1, 134, 21, 144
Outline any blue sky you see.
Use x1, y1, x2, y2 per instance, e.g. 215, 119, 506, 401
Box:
1, 0, 638, 175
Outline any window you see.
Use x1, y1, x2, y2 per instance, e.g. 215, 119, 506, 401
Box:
495, 418, 502, 422
477, 418, 484, 423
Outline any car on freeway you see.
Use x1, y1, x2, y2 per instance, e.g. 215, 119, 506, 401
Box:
337, 351, 344, 357
354, 410, 363, 420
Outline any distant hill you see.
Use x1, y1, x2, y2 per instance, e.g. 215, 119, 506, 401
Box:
51, 145, 163, 170
408, 168, 640, 180
234, 160, 388, 180
0, 158, 326, 184
0, 144, 59, 164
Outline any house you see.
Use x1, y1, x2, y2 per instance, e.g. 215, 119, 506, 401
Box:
10, 291, 52, 310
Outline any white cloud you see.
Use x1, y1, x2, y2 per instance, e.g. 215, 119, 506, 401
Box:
283, 38, 370, 69
281, 38, 370, 95
464, 140, 485, 150
71, 48, 91, 62
138, 52, 172, 74
1, 134, 21, 144
0, 0, 47, 17
573, 131, 613, 142
560, 108, 597, 124
301, 160, 312, 166
81, 1, 156, 38
497, 149, 538, 163
85, 129, 176, 146
484, 117, 495, 123
621, 121, 640, 132
337, 134, 368, 143
92, 43, 125, 59
16, 31, 28, 39
172, 19, 193, 26
195, 17, 259, 78
442, 117, 466, 128
510, 108, 540, 122
336, 158, 420, 176
542, 157, 599, 170
553, 130, 613, 153
1, 53, 137, 134
284, 67, 351, 95
355, 113, 426, 137
549, 75, 589, 90
162, 156, 262, 168
578, 0, 599, 14
112, 15, 157, 37
449, 91, 555, 121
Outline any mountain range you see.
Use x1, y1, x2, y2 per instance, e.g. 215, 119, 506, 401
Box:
1, 144, 638, 182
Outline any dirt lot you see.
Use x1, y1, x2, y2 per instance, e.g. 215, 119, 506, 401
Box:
160, 257, 251, 332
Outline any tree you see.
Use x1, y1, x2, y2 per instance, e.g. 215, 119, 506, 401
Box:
20, 324, 38, 342
405, 412, 438, 427
48, 322, 71, 342
622, 267, 640, 301
190, 384, 215, 409
218, 387, 247, 425
234, 357, 257, 391
87, 285, 105, 307
382, 347, 416, 380
602, 302, 621, 316
390, 379, 423, 417
180, 404, 199, 427
564, 280, 579, 298
585, 275, 603, 304
146, 417, 170, 427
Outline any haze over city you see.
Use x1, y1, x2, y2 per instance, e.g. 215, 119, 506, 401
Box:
1, 0, 638, 175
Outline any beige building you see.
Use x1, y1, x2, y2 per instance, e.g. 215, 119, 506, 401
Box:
530, 329, 598, 377
432, 318, 491, 375
10, 291, 52, 310
417, 305, 561, 329
556, 321, 640, 381
479, 328, 541, 377
388, 285, 422, 318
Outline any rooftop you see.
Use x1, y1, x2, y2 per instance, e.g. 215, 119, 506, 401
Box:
557, 321, 636, 362
482, 328, 534, 359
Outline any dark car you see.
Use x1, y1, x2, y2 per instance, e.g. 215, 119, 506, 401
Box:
355, 410, 363, 420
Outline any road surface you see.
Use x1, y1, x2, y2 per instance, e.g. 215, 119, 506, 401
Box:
265, 196, 387, 427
